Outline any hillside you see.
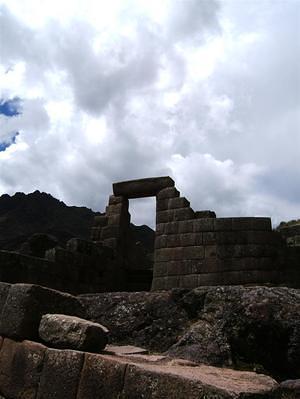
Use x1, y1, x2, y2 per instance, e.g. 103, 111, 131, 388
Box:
0, 191, 155, 254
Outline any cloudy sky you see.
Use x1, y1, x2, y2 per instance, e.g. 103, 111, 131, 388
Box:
0, 0, 299, 228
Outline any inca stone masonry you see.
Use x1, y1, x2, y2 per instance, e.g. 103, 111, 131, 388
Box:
0, 176, 299, 292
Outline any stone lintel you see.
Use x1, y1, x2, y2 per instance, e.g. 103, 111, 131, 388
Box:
113, 176, 175, 198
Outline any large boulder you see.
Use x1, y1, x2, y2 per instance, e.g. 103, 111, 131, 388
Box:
39, 314, 109, 352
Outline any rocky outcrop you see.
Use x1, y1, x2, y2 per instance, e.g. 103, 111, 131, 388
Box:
80, 285, 300, 381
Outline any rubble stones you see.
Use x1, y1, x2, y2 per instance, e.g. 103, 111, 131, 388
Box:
39, 313, 108, 352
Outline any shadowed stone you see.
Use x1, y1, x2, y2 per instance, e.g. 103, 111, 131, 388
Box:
0, 338, 46, 399
77, 353, 126, 399
0, 282, 11, 314
0, 283, 84, 341
113, 176, 175, 198
37, 348, 84, 399
156, 186, 180, 200
39, 314, 108, 352
194, 210, 216, 219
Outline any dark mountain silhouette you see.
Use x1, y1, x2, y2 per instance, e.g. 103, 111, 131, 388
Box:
0, 191, 155, 253
0, 190, 100, 250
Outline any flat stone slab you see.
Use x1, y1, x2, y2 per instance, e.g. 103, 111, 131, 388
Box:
39, 314, 109, 352
101, 353, 279, 398
105, 344, 148, 355
113, 176, 175, 198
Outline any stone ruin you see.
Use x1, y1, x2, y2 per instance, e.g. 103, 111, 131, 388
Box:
0, 177, 299, 398
91, 176, 300, 291
0, 176, 299, 293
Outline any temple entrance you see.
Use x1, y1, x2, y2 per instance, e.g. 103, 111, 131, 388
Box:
126, 197, 156, 291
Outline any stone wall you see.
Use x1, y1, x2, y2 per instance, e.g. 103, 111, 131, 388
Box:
0, 238, 117, 294
91, 176, 299, 290
0, 176, 298, 293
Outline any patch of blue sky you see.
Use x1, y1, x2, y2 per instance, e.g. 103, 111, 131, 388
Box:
0, 97, 22, 151
0, 97, 22, 116
0, 132, 19, 152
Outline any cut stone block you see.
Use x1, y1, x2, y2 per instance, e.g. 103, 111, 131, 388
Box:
179, 274, 200, 289
156, 208, 194, 224
202, 232, 217, 244
178, 220, 194, 234
168, 197, 190, 209
194, 210, 216, 219
204, 245, 217, 258
90, 227, 101, 241
155, 246, 204, 262
77, 353, 126, 399
66, 238, 103, 256
113, 176, 175, 198
193, 218, 215, 232
39, 314, 108, 352
103, 237, 118, 249
0, 338, 46, 399
173, 208, 194, 221
37, 348, 84, 399
94, 215, 108, 227
122, 362, 278, 399
105, 203, 125, 215
215, 218, 233, 231
101, 225, 121, 240
164, 222, 181, 234
0, 283, 84, 341
156, 186, 180, 200
0, 282, 11, 314
156, 233, 202, 248
108, 195, 125, 205
153, 262, 168, 277
156, 198, 170, 212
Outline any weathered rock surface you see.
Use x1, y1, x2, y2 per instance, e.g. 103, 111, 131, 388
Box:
0, 338, 45, 399
80, 285, 300, 381
275, 379, 300, 398
276, 380, 300, 399
39, 313, 108, 352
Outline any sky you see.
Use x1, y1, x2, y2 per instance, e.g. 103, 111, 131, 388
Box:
0, 0, 299, 228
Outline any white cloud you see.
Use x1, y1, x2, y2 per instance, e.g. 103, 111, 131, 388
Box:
0, 0, 299, 227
